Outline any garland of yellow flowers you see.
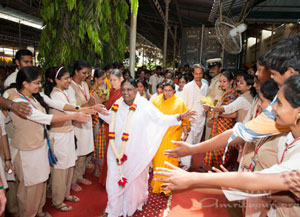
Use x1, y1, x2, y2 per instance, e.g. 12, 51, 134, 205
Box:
108, 96, 138, 187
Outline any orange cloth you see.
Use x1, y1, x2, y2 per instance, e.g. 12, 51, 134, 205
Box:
151, 94, 188, 194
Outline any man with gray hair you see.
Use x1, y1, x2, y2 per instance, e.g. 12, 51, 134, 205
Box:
180, 64, 208, 170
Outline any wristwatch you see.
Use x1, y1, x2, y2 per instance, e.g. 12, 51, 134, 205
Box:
75, 106, 80, 112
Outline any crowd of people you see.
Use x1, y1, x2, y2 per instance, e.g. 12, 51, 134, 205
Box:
0, 33, 299, 217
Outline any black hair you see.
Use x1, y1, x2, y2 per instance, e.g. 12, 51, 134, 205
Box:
221, 71, 234, 81
260, 79, 278, 102
122, 69, 131, 77
72, 60, 92, 76
156, 66, 162, 71
113, 61, 124, 69
104, 64, 114, 71
94, 69, 105, 78
265, 34, 300, 75
136, 79, 148, 89
239, 73, 256, 97
15, 49, 33, 61
257, 50, 270, 67
156, 82, 164, 90
162, 80, 176, 91
16, 66, 49, 113
283, 74, 300, 108
178, 75, 188, 83
121, 78, 137, 89
44, 66, 69, 96
110, 69, 123, 79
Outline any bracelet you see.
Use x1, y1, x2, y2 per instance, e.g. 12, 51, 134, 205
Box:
5, 158, 11, 162
0, 186, 3, 190
177, 114, 181, 121
8, 101, 14, 111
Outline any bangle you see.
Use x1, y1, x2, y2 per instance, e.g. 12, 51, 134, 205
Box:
5, 158, 11, 162
0, 186, 3, 190
177, 115, 180, 121
8, 101, 14, 111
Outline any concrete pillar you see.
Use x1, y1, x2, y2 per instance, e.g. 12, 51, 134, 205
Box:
129, 12, 137, 77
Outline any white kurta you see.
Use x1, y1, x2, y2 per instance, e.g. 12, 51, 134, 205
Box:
49, 90, 77, 169
98, 94, 180, 217
66, 83, 93, 156
11, 98, 52, 186
181, 80, 208, 169
182, 80, 208, 143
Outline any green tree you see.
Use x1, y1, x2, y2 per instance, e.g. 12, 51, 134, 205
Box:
39, 0, 129, 69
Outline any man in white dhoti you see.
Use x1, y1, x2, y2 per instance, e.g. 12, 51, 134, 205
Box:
180, 64, 208, 170
96, 78, 195, 217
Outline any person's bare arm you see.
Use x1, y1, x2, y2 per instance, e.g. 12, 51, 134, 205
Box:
155, 162, 287, 193
1, 135, 14, 173
164, 129, 233, 158
0, 178, 6, 215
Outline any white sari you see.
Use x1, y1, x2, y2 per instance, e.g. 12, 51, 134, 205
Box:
99, 94, 180, 217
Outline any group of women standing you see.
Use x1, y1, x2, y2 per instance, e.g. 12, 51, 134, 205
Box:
0, 59, 127, 217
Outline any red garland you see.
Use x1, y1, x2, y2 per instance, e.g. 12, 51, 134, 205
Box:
116, 154, 128, 165
118, 177, 128, 187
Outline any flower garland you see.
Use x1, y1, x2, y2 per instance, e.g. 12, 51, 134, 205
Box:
109, 96, 138, 187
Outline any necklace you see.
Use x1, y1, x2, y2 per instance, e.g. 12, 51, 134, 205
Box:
109, 95, 138, 187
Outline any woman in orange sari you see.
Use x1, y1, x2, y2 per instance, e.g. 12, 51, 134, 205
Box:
151, 80, 189, 194
203, 71, 238, 168
99, 69, 123, 186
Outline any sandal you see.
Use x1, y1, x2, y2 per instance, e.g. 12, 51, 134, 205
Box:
78, 178, 92, 185
65, 195, 80, 203
52, 203, 72, 212
36, 211, 52, 217
71, 183, 82, 192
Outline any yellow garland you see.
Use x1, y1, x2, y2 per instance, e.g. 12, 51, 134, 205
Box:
109, 95, 138, 180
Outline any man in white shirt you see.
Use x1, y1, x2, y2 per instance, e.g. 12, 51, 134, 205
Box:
4, 49, 33, 88
149, 66, 163, 94
181, 64, 208, 170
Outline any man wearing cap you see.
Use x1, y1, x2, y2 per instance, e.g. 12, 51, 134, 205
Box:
205, 58, 224, 140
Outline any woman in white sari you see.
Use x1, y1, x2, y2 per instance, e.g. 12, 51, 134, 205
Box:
96, 78, 195, 217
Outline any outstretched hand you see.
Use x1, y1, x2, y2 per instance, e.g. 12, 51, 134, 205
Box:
211, 165, 229, 173
73, 112, 91, 123
94, 104, 109, 115
154, 161, 192, 192
180, 110, 197, 121
163, 140, 193, 158
79, 106, 96, 115
11, 102, 32, 118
